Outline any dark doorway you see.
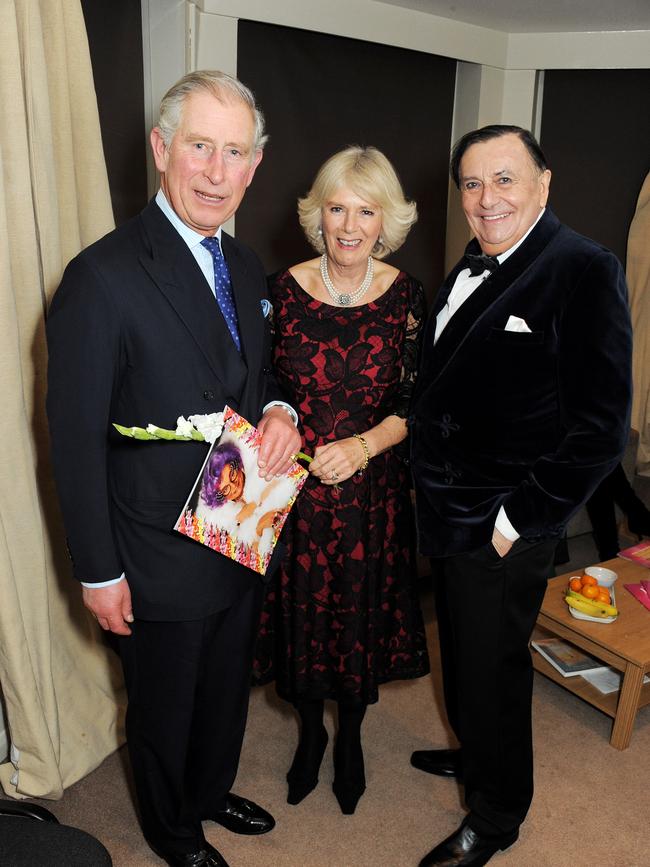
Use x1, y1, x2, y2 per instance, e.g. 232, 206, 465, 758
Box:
237, 20, 456, 297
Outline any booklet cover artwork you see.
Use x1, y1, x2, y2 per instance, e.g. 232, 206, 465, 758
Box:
175, 406, 308, 575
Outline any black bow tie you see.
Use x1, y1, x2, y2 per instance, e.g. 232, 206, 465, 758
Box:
464, 253, 499, 276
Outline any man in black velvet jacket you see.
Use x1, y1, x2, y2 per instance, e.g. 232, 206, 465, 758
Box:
47, 71, 300, 867
410, 126, 632, 867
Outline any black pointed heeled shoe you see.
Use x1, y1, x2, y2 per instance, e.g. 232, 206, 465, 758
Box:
286, 725, 328, 805
332, 775, 366, 815
332, 741, 366, 815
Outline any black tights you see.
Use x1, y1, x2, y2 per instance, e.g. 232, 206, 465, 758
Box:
295, 699, 367, 733
294, 699, 366, 771
335, 702, 366, 758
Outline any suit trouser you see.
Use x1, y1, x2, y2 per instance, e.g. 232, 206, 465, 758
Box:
118, 582, 263, 855
433, 537, 557, 838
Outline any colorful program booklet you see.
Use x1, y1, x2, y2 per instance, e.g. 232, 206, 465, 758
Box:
175, 406, 308, 575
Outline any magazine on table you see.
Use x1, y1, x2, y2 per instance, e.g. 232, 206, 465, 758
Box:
531, 638, 608, 678
175, 406, 308, 576
617, 541, 650, 569
581, 667, 650, 695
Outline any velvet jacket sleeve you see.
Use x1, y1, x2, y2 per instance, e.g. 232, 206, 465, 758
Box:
503, 248, 632, 536
392, 275, 427, 419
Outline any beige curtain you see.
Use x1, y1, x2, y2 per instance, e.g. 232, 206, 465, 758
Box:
0, 0, 125, 799
627, 172, 650, 476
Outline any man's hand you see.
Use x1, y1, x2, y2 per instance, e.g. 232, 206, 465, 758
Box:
82, 580, 134, 635
491, 527, 514, 558
257, 407, 301, 479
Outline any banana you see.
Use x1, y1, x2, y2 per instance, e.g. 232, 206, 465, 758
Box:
564, 595, 605, 616
566, 589, 618, 618
564, 595, 618, 619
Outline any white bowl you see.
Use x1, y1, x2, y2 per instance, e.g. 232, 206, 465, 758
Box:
585, 565, 618, 589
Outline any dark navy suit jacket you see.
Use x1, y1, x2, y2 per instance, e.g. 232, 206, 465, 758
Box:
411, 208, 632, 557
47, 199, 285, 619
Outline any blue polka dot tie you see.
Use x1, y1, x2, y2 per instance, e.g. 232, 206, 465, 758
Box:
200, 236, 241, 351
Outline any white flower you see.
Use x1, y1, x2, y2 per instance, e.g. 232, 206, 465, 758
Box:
146, 424, 158, 435
175, 416, 195, 438
188, 412, 225, 444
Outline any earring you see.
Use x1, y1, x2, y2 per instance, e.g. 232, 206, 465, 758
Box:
318, 226, 323, 236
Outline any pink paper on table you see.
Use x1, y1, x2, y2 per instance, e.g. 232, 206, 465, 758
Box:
624, 583, 650, 611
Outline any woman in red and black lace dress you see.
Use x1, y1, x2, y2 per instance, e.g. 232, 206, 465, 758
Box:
254, 146, 429, 814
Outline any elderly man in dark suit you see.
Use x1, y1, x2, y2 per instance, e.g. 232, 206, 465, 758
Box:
409, 125, 632, 866
46, 70, 301, 867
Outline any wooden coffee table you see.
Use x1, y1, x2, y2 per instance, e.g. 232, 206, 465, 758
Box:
532, 557, 650, 749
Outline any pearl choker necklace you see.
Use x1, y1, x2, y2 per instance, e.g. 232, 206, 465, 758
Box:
320, 253, 374, 306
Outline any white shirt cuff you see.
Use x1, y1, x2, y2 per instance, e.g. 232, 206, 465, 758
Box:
263, 400, 298, 426
81, 574, 126, 588
495, 506, 520, 542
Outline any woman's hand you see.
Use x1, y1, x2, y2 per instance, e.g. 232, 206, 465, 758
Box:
310, 437, 368, 485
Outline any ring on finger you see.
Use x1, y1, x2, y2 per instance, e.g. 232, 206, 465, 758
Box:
331, 470, 339, 480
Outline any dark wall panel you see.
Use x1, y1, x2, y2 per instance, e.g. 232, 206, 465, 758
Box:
237, 21, 456, 296
81, 0, 148, 225
541, 69, 650, 265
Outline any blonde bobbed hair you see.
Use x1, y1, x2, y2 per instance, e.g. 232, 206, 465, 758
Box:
297, 146, 417, 259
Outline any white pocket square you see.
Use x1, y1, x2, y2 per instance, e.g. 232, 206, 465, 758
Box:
260, 299, 272, 318
504, 315, 532, 333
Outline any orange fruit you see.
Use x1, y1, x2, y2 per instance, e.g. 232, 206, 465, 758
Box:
581, 585, 600, 599
596, 588, 611, 604
569, 577, 583, 592
581, 575, 598, 587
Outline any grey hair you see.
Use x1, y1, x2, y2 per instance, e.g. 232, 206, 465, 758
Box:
157, 70, 268, 156
297, 146, 417, 259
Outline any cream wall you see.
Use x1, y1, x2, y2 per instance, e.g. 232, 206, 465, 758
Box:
140, 0, 650, 262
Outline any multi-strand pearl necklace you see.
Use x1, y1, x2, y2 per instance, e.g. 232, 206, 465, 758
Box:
320, 253, 374, 306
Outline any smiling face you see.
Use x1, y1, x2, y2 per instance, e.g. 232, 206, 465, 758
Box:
459, 133, 551, 256
218, 461, 245, 503
321, 186, 382, 268
150, 90, 262, 235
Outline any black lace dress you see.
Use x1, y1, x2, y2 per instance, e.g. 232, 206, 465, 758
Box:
253, 269, 430, 705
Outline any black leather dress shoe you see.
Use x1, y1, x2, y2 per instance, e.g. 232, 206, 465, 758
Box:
411, 748, 463, 779
208, 792, 275, 835
153, 841, 229, 866
419, 822, 518, 866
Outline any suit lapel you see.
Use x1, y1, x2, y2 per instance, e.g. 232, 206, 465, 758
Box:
222, 233, 269, 422
420, 209, 562, 388
138, 201, 248, 399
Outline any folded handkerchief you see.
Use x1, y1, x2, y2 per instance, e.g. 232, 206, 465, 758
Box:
505, 315, 532, 333
260, 299, 272, 318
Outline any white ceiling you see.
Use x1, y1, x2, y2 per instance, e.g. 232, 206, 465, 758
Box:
376, 0, 650, 33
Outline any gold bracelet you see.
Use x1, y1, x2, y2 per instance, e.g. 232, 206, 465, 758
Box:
353, 434, 370, 474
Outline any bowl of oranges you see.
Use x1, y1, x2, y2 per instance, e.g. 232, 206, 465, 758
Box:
564, 569, 618, 623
